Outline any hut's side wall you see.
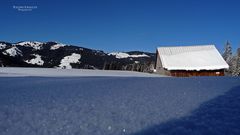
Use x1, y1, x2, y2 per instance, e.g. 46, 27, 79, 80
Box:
170, 69, 225, 77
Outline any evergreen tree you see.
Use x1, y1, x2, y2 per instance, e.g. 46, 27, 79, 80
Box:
233, 48, 240, 76
222, 41, 233, 63
222, 41, 233, 75
231, 56, 237, 76
237, 48, 240, 76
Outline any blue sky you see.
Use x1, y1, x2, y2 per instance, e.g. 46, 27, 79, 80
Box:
0, 0, 240, 53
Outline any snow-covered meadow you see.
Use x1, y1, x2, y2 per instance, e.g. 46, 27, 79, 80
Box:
0, 68, 240, 135
0, 67, 162, 77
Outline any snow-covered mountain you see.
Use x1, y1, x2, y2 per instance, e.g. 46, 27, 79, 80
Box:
0, 41, 155, 72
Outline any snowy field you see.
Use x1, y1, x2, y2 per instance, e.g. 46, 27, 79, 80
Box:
0, 67, 162, 77
0, 68, 240, 135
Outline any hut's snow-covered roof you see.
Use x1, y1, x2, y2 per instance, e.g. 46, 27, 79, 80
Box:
157, 45, 229, 71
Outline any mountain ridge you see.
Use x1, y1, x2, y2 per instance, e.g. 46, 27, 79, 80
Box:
0, 41, 155, 72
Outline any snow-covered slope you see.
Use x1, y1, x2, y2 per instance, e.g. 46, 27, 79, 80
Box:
58, 53, 81, 69
2, 47, 22, 57
0, 43, 6, 49
109, 52, 150, 59
16, 41, 43, 50
25, 54, 44, 65
50, 43, 65, 50
0, 75, 239, 135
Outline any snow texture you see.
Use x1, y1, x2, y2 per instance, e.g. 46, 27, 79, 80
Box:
0, 75, 239, 135
0, 67, 162, 77
133, 84, 240, 135
58, 53, 81, 69
2, 47, 22, 57
16, 41, 42, 50
25, 54, 44, 66
0, 43, 6, 49
109, 52, 150, 59
50, 44, 65, 50
157, 45, 229, 71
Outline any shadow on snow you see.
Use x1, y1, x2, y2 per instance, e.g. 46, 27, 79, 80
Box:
131, 85, 240, 135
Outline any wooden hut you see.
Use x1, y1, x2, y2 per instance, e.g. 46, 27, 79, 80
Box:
155, 45, 229, 77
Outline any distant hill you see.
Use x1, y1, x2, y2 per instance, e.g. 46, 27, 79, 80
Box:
0, 41, 155, 72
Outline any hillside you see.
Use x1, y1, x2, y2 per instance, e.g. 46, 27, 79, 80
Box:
0, 41, 155, 72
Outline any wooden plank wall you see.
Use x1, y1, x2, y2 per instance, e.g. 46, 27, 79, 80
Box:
170, 70, 224, 77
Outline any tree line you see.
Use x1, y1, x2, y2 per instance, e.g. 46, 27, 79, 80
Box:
103, 61, 155, 73
222, 41, 240, 76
